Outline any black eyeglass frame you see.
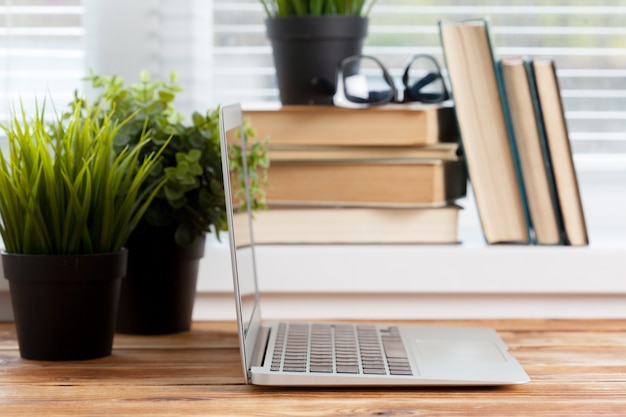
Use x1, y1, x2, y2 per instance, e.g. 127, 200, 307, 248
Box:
331, 54, 450, 108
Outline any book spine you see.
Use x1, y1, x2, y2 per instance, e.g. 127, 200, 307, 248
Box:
525, 59, 565, 245
439, 19, 531, 244
496, 57, 534, 244
531, 59, 588, 246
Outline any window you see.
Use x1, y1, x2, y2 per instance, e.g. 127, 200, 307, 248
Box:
1, 0, 624, 160
213, 0, 626, 158
0, 0, 84, 122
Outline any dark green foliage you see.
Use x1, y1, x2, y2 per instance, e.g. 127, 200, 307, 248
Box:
77, 70, 269, 247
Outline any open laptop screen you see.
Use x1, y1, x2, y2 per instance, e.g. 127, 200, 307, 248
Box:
219, 104, 261, 348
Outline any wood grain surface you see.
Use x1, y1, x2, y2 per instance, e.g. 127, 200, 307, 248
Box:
1, 319, 625, 416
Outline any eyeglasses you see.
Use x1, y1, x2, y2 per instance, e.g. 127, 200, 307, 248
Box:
312, 54, 450, 108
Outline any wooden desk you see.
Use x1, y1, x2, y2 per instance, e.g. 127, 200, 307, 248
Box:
1, 319, 625, 416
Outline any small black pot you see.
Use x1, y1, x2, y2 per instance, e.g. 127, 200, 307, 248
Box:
2, 250, 127, 361
266, 16, 368, 105
116, 234, 206, 335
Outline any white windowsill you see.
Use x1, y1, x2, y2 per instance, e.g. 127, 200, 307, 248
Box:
1, 159, 625, 321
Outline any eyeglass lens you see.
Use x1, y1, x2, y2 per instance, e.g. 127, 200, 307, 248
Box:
341, 56, 395, 105
403, 55, 448, 103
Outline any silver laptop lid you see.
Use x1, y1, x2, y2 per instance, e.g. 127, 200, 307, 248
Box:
218, 105, 530, 387
219, 103, 263, 382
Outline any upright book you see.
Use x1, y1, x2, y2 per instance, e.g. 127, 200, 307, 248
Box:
439, 19, 530, 244
244, 104, 458, 147
531, 59, 588, 246
500, 57, 562, 245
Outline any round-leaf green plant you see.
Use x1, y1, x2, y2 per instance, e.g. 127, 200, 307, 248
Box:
74, 70, 269, 247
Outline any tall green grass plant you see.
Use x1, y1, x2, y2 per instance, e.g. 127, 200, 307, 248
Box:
260, 0, 377, 17
0, 102, 167, 255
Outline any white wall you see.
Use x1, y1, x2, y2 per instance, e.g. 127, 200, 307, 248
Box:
83, 0, 161, 84
1, 3, 624, 322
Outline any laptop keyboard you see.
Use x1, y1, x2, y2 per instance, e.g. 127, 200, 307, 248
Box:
269, 323, 413, 376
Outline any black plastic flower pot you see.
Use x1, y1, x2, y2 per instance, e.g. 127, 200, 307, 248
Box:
115, 234, 205, 335
266, 15, 368, 105
2, 250, 127, 361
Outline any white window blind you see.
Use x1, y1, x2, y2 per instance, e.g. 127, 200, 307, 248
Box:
0, 0, 84, 122
1, 1, 624, 158
82, 0, 214, 121
212, 0, 626, 156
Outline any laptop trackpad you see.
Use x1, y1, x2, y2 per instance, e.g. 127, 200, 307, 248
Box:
416, 340, 508, 362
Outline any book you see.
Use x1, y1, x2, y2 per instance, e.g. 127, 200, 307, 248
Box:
264, 158, 467, 207
268, 143, 460, 162
237, 205, 461, 244
500, 57, 562, 245
244, 104, 458, 147
439, 19, 530, 244
531, 59, 589, 246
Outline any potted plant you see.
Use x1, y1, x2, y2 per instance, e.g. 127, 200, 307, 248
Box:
260, 0, 377, 105
76, 71, 269, 335
0, 101, 167, 360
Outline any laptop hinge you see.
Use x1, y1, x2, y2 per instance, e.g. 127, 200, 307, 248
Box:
251, 326, 270, 368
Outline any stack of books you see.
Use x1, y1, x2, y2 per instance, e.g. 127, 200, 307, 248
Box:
242, 104, 467, 244
440, 19, 588, 246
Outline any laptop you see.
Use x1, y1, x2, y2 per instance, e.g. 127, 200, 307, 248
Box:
219, 103, 530, 386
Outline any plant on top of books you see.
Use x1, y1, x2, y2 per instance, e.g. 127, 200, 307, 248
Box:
259, 0, 377, 17
260, 1, 377, 104
70, 70, 269, 248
